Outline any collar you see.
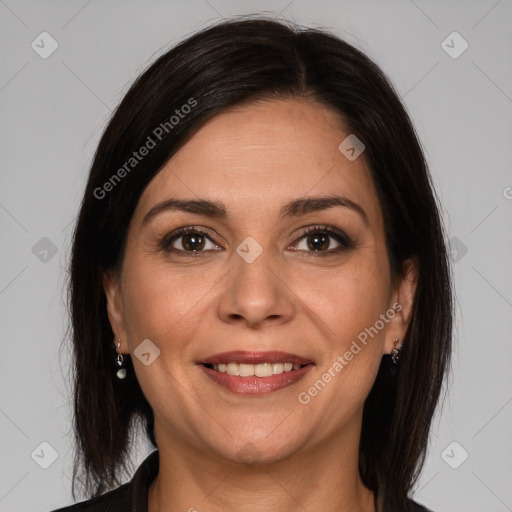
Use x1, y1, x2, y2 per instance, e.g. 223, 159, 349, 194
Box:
129, 450, 159, 512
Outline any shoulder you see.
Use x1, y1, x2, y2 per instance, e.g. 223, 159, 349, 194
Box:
50, 450, 159, 512
49, 483, 130, 511
409, 499, 435, 512
383, 497, 435, 512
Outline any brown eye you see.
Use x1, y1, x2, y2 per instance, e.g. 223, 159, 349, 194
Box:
292, 226, 353, 255
305, 232, 331, 251
179, 232, 206, 251
161, 227, 221, 255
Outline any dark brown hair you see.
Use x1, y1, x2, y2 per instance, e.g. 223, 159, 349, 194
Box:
66, 16, 453, 511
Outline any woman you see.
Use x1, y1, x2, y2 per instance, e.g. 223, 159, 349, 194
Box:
53, 16, 453, 512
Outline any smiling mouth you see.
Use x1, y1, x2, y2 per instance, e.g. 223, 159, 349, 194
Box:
202, 362, 308, 377
198, 350, 314, 395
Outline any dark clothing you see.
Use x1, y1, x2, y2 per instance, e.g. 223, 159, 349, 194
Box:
51, 450, 433, 511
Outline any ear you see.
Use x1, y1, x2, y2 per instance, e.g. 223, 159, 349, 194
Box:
384, 257, 418, 355
102, 269, 129, 353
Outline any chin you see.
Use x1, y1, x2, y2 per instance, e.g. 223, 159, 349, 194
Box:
209, 433, 305, 468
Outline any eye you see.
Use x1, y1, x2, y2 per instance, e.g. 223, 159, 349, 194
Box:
161, 226, 221, 255
159, 224, 353, 257
291, 225, 353, 255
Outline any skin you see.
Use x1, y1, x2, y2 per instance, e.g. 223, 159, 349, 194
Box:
103, 98, 417, 512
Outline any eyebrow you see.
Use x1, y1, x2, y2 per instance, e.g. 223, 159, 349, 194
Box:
141, 195, 369, 226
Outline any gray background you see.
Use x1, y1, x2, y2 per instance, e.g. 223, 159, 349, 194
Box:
1, 1, 511, 511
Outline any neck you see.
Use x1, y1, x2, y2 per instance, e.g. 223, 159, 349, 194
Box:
148, 415, 376, 512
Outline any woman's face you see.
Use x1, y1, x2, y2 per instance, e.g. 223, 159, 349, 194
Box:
104, 98, 416, 465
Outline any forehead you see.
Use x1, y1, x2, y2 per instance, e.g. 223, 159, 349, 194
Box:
134, 98, 382, 229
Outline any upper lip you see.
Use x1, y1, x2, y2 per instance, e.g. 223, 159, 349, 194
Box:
198, 350, 313, 366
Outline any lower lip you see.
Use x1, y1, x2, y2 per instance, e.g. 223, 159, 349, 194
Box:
199, 364, 314, 395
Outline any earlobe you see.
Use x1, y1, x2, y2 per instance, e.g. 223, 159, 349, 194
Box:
102, 270, 128, 353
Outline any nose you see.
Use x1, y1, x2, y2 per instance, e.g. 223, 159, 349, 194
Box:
216, 245, 296, 329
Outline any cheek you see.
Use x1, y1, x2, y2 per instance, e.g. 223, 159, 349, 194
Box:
296, 252, 389, 401
119, 254, 225, 418
120, 253, 222, 352
300, 254, 389, 344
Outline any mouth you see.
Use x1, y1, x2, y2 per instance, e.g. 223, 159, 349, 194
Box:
197, 351, 314, 395
202, 361, 307, 376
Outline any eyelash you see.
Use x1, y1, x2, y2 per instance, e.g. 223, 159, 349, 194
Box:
158, 225, 353, 257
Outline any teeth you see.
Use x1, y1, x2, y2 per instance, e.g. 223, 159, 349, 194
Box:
272, 362, 283, 374
255, 363, 273, 377
239, 363, 255, 377
211, 362, 304, 377
227, 363, 239, 375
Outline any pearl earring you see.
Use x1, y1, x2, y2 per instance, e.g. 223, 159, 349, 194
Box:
113, 339, 127, 379
391, 338, 403, 365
